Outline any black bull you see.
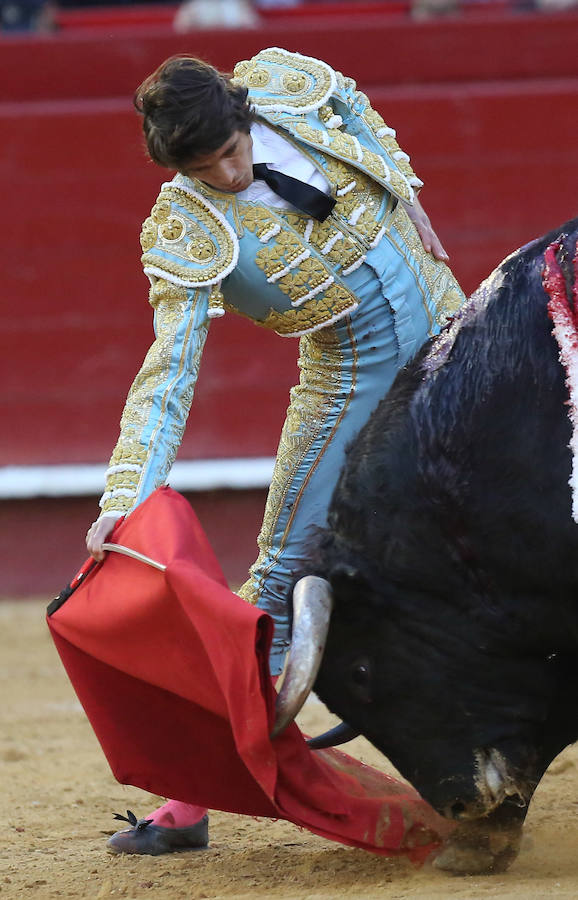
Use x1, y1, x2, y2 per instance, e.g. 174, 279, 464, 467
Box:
286, 219, 578, 871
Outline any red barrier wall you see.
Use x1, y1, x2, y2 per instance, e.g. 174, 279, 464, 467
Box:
3, 13, 578, 102
2, 11, 578, 593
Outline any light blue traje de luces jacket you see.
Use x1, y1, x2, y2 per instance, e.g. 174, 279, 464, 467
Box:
99, 48, 465, 518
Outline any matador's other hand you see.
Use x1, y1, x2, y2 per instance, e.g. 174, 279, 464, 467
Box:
403, 196, 450, 262
86, 515, 118, 561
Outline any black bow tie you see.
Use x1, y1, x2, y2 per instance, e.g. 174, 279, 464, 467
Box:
252, 163, 336, 222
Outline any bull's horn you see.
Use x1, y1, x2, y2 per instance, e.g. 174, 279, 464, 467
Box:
307, 722, 360, 750
271, 575, 333, 739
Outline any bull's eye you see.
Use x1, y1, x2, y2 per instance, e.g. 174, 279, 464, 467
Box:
352, 664, 370, 686
348, 659, 372, 704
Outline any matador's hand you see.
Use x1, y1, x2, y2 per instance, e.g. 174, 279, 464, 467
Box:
86, 515, 118, 561
403, 196, 449, 262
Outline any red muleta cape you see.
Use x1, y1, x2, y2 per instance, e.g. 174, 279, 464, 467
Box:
47, 487, 453, 862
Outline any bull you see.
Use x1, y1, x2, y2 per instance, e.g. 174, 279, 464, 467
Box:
273, 218, 578, 873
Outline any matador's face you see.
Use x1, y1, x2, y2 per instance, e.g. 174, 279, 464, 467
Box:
182, 130, 254, 194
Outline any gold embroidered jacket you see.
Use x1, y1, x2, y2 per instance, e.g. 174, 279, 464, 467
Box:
99, 48, 464, 517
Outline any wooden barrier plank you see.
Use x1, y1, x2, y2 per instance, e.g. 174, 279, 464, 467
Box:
1, 12, 578, 102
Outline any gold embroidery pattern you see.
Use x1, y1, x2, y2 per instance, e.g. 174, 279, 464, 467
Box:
207, 282, 225, 316
315, 155, 394, 249
141, 185, 237, 286
391, 205, 464, 328
100, 283, 209, 515
151, 199, 171, 224
293, 121, 413, 203
239, 324, 348, 604
318, 104, 337, 125
140, 217, 157, 252
246, 67, 271, 88
237, 147, 397, 332
282, 71, 308, 94
294, 122, 326, 145
149, 278, 188, 307
160, 216, 186, 243
326, 130, 362, 162
360, 105, 421, 188
258, 285, 358, 337
232, 48, 334, 111
241, 206, 281, 241
248, 210, 363, 320
254, 230, 311, 283
102, 442, 148, 509
283, 212, 363, 273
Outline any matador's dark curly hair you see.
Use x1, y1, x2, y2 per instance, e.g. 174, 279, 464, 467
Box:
134, 56, 256, 171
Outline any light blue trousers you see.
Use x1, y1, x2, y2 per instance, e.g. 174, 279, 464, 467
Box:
239, 261, 438, 674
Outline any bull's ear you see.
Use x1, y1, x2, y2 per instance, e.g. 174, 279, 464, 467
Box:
329, 563, 372, 606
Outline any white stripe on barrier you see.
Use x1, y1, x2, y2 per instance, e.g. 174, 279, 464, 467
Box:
0, 458, 276, 499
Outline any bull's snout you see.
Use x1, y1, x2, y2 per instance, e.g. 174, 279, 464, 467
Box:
443, 748, 528, 821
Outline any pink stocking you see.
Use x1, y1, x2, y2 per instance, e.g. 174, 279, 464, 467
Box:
147, 799, 208, 828
145, 676, 279, 828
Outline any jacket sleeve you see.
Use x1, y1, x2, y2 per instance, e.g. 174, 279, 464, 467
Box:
98, 277, 210, 517
333, 70, 424, 196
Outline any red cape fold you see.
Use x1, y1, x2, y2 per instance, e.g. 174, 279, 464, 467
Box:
47, 486, 453, 862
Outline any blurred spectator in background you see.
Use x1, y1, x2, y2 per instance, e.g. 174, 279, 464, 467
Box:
411, 0, 458, 18
173, 0, 311, 31
1, 0, 54, 29
254, 0, 301, 7
174, 0, 258, 30
532, 0, 578, 9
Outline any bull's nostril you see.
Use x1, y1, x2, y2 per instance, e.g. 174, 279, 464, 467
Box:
450, 800, 467, 819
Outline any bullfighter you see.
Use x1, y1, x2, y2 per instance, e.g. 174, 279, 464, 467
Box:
85, 47, 466, 854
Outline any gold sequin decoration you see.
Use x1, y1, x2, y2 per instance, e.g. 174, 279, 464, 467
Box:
327, 130, 361, 162
281, 71, 308, 94
140, 216, 157, 252
391, 205, 465, 328
232, 48, 334, 111
151, 199, 171, 224
238, 323, 350, 605
253, 283, 357, 336
186, 231, 216, 263
241, 206, 282, 241
295, 122, 326, 145
275, 256, 329, 301
142, 185, 237, 286
208, 283, 225, 315
361, 148, 388, 179
148, 278, 188, 308
324, 155, 394, 247
101, 284, 209, 515
101, 441, 150, 513
254, 229, 310, 281
160, 216, 186, 243
387, 169, 412, 202
359, 105, 420, 190
246, 66, 271, 88
318, 104, 336, 125
280, 210, 366, 276
293, 120, 412, 202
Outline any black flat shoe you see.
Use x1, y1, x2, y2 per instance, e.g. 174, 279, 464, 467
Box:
106, 810, 209, 856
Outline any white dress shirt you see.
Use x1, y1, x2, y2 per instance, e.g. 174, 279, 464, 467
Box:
237, 121, 331, 212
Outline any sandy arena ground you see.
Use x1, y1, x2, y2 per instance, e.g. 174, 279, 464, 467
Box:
2, 599, 578, 900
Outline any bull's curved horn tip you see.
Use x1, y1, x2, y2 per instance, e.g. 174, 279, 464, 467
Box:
270, 575, 333, 740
